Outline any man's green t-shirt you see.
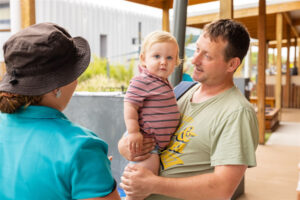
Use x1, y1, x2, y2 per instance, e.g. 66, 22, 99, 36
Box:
147, 84, 259, 200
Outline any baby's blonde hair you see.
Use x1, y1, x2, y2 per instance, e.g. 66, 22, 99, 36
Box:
140, 31, 181, 66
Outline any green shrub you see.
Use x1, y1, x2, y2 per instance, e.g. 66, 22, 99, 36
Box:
77, 55, 135, 92
78, 55, 108, 83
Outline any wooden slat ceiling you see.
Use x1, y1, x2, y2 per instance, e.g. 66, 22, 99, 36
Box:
187, 1, 300, 41
125, 0, 217, 9
126, 0, 300, 42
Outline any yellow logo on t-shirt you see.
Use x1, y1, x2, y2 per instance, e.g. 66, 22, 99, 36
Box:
160, 115, 197, 170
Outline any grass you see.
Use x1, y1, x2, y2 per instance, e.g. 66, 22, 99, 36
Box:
264, 132, 272, 143
77, 55, 134, 92
76, 74, 128, 92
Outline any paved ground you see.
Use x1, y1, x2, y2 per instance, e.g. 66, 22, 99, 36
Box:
238, 108, 300, 200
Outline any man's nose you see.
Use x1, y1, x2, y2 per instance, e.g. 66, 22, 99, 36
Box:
192, 53, 202, 65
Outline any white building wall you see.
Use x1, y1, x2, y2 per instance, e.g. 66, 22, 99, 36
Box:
35, 0, 162, 64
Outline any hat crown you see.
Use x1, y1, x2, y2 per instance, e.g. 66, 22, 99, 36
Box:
0, 22, 90, 96
3, 23, 76, 77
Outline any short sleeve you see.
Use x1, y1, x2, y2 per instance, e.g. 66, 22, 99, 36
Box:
124, 76, 148, 107
71, 138, 116, 199
211, 108, 259, 167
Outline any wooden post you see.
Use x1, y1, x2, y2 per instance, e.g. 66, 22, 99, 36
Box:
220, 0, 233, 19
257, 0, 266, 144
249, 44, 253, 79
20, 0, 35, 29
298, 40, 300, 76
295, 38, 297, 70
284, 26, 291, 108
0, 62, 6, 80
162, 0, 170, 32
276, 13, 283, 111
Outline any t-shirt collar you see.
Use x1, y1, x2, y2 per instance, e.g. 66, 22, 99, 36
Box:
138, 65, 170, 84
8, 105, 67, 119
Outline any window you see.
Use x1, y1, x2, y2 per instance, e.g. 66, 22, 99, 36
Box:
100, 34, 107, 58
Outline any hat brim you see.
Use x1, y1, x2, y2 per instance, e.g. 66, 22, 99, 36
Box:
0, 37, 91, 96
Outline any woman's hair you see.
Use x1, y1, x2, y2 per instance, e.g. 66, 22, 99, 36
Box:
0, 92, 43, 113
140, 30, 181, 66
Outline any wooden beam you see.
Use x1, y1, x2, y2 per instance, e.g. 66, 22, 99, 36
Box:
257, 0, 266, 145
292, 18, 300, 26
283, 12, 299, 38
162, 0, 170, 32
294, 37, 297, 73
276, 13, 283, 110
0, 62, 6, 81
219, 0, 233, 19
187, 1, 300, 26
284, 26, 291, 108
298, 41, 300, 75
20, 0, 35, 29
126, 0, 217, 9
254, 38, 300, 48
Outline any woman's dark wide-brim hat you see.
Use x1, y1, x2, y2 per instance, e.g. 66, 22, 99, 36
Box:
0, 22, 90, 95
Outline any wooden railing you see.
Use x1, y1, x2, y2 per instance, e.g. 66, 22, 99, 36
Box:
252, 84, 300, 109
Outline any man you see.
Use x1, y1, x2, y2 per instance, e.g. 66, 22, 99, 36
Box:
119, 19, 259, 200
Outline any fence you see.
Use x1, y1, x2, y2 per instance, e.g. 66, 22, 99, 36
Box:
262, 84, 300, 108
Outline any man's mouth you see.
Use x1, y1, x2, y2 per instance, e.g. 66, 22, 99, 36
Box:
195, 67, 203, 72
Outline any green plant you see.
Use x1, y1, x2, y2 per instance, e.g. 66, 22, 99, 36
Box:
77, 55, 135, 92
78, 55, 108, 83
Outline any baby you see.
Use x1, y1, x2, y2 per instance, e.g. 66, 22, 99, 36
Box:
123, 30, 181, 185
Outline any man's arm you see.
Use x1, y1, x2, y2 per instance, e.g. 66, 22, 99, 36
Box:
121, 164, 246, 200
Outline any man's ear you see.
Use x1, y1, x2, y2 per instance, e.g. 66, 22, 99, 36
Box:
227, 57, 241, 73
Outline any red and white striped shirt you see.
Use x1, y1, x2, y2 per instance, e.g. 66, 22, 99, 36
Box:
124, 68, 180, 150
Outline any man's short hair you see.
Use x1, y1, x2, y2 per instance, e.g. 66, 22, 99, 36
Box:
203, 19, 250, 62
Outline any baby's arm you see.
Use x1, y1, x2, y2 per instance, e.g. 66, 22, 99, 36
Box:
124, 101, 143, 154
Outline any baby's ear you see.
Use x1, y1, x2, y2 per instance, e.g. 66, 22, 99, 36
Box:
140, 53, 146, 64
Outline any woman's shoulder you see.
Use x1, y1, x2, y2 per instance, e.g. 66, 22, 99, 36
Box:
51, 118, 108, 151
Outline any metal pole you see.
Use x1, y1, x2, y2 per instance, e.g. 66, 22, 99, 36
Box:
170, 0, 188, 87
138, 22, 142, 54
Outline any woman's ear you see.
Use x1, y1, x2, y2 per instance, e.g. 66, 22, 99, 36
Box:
52, 88, 61, 98
227, 57, 241, 73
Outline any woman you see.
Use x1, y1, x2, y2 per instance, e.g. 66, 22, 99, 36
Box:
0, 22, 120, 200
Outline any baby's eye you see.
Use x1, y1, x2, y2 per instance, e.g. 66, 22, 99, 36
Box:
167, 56, 173, 60
154, 55, 160, 59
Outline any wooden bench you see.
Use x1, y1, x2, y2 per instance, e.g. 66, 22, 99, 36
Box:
264, 107, 279, 132
250, 96, 275, 108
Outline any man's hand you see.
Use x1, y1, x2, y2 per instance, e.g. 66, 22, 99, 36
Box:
127, 132, 144, 154
120, 164, 156, 198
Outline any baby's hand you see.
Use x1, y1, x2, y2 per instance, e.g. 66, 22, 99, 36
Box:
127, 132, 144, 154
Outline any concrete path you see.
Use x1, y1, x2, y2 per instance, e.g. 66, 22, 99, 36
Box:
238, 108, 300, 200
